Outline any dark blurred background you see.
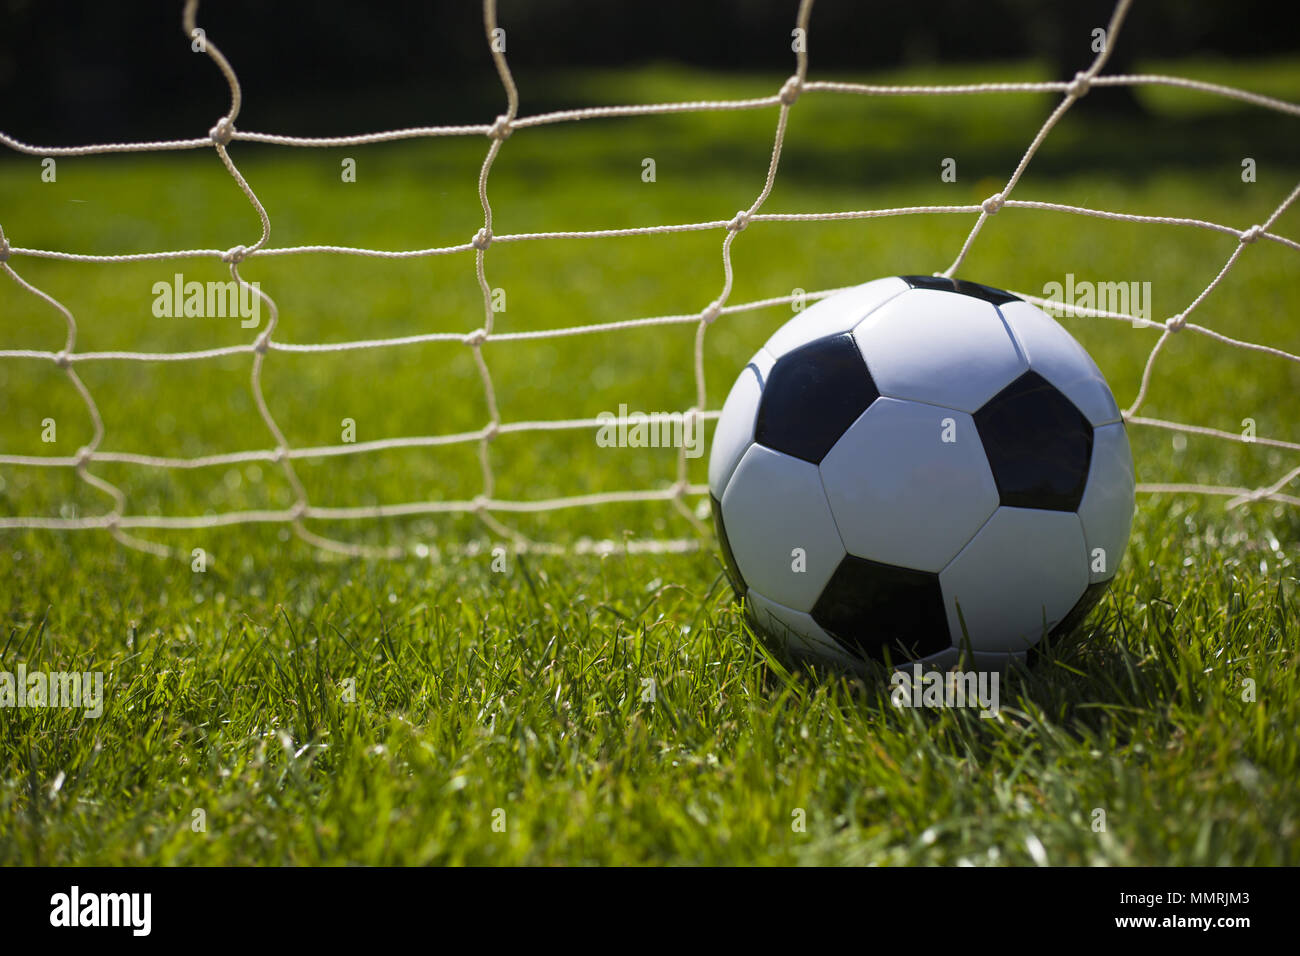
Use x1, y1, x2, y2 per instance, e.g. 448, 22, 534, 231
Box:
1, 0, 1295, 143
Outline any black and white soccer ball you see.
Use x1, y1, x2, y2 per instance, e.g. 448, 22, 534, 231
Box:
709, 275, 1135, 671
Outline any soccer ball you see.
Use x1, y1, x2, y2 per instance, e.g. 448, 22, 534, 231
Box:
708, 275, 1135, 671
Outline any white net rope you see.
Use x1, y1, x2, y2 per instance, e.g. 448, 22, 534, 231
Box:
1, 0, 1297, 561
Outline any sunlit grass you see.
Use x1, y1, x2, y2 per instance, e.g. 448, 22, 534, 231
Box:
1, 58, 1298, 864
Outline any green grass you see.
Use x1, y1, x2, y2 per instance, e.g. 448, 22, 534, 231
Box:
1, 57, 1298, 864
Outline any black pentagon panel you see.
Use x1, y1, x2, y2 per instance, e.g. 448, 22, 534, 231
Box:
710, 495, 746, 598
900, 274, 1021, 306
754, 334, 877, 464
811, 555, 950, 663
974, 370, 1094, 511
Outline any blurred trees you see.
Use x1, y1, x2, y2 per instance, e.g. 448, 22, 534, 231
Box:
1, 0, 1290, 140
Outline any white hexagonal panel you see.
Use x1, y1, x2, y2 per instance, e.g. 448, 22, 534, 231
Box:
998, 300, 1122, 426
720, 443, 844, 611
746, 589, 861, 669
1077, 422, 1135, 582
853, 288, 1027, 413
708, 347, 775, 496
762, 277, 909, 361
939, 507, 1089, 653
820, 398, 999, 573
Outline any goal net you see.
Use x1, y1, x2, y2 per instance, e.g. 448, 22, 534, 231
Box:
1, 0, 1297, 561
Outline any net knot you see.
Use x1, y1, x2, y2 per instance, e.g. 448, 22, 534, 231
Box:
463, 327, 489, 347
1239, 224, 1263, 244
471, 227, 493, 251
779, 75, 802, 105
1066, 71, 1092, 99
671, 478, 689, 499
728, 210, 751, 232
981, 192, 1005, 215
209, 117, 236, 147
290, 500, 308, 520
702, 300, 723, 324
487, 115, 514, 141
53, 350, 71, 369
253, 331, 271, 354
271, 446, 287, 463
1166, 313, 1188, 332
73, 445, 93, 467
0, 237, 10, 263
471, 494, 490, 513
481, 420, 500, 440
222, 244, 248, 264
